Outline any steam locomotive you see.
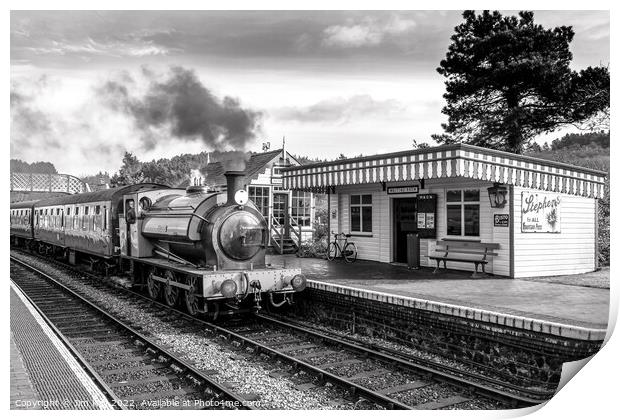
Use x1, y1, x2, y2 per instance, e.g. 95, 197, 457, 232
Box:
10, 171, 306, 317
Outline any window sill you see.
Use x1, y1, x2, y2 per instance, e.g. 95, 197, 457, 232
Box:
349, 233, 373, 238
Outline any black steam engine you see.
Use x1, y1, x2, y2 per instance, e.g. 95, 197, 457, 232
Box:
10, 171, 306, 317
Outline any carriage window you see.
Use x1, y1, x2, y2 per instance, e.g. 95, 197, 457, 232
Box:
67, 207, 71, 216
85, 206, 89, 215
95, 205, 101, 215
103, 206, 108, 230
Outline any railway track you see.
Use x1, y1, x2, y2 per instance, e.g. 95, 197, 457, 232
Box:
10, 257, 253, 410
11, 250, 548, 409
246, 314, 552, 405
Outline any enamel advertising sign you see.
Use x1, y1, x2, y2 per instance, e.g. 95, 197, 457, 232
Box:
521, 191, 561, 233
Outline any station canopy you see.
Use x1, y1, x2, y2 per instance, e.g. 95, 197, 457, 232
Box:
282, 144, 607, 198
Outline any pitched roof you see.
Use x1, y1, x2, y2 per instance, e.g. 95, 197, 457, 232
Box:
202, 149, 290, 187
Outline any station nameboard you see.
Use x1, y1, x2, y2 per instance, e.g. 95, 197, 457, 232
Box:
387, 185, 419, 194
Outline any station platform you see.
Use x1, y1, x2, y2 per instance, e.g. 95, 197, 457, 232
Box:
267, 255, 609, 341
10, 282, 114, 410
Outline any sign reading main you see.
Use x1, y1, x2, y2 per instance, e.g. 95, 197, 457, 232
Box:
521, 191, 561, 233
494, 214, 509, 227
387, 186, 419, 194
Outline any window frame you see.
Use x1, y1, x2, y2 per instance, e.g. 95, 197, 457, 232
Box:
350, 194, 373, 234
248, 186, 271, 218
291, 190, 312, 227
445, 189, 480, 238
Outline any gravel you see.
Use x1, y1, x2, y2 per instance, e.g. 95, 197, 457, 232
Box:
11, 251, 520, 410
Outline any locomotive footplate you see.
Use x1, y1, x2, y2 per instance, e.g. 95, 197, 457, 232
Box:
126, 257, 306, 300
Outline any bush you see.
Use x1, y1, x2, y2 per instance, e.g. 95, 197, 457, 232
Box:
296, 237, 328, 258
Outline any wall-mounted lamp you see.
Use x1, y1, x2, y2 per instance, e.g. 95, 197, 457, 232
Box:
487, 183, 508, 208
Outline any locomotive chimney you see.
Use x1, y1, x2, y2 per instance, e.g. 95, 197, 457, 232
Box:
224, 171, 246, 205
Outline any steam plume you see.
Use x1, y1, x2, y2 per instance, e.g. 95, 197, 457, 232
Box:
98, 66, 262, 152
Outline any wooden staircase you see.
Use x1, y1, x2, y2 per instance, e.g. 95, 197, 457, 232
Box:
270, 215, 302, 254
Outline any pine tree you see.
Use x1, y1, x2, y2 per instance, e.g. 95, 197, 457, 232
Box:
434, 10, 610, 153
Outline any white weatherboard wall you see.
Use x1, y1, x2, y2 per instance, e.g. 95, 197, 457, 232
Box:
331, 178, 511, 275
333, 184, 390, 263
513, 186, 596, 277
421, 178, 510, 276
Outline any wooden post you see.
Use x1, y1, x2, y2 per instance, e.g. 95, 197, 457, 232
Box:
327, 190, 331, 244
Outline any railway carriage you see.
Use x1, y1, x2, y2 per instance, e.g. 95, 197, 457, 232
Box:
10, 171, 306, 317
31, 184, 169, 265
10, 200, 37, 245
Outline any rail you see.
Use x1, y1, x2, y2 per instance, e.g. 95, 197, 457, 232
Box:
10, 255, 253, 410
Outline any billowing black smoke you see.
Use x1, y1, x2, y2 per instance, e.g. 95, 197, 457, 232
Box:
98, 67, 262, 153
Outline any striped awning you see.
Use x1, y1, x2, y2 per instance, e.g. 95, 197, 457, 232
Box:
282, 144, 607, 198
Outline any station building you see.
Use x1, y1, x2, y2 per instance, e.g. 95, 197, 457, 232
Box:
282, 144, 606, 278
194, 148, 315, 253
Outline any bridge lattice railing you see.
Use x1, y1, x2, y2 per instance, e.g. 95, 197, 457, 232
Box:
10, 173, 90, 194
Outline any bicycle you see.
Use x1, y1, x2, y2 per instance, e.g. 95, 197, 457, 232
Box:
327, 232, 358, 263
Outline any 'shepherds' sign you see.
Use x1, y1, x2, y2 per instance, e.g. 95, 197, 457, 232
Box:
521, 191, 561, 233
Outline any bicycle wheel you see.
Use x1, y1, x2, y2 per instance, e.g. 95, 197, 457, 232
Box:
343, 243, 358, 263
327, 242, 337, 261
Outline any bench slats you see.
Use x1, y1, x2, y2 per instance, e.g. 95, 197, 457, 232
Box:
430, 239, 500, 278
437, 240, 500, 250
434, 248, 498, 257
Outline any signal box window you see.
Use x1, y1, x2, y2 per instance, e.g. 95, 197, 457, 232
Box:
292, 191, 311, 227
248, 186, 270, 218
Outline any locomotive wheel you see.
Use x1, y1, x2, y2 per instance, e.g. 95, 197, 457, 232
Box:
163, 270, 179, 307
184, 277, 200, 316
146, 270, 162, 300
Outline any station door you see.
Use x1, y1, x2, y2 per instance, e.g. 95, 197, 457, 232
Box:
393, 198, 417, 263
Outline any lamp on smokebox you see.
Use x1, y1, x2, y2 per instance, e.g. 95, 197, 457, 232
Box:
487, 183, 508, 208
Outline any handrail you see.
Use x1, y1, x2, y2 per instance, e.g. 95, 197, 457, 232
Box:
270, 216, 284, 254
287, 215, 302, 249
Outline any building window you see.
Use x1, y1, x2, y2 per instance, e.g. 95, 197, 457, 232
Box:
248, 186, 270, 218
446, 189, 480, 237
292, 191, 311, 227
350, 194, 372, 233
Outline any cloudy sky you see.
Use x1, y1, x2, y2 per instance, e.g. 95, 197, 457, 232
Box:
10, 10, 610, 175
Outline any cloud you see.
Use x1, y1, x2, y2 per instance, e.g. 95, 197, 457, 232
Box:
273, 94, 409, 124
322, 15, 417, 49
26, 37, 175, 57
97, 66, 263, 151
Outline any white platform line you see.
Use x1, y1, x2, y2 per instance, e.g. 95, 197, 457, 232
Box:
11, 281, 115, 410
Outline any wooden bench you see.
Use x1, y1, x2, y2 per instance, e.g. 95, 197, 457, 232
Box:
429, 239, 500, 278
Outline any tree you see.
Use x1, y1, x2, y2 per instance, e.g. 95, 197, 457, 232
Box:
110, 152, 144, 186
434, 10, 610, 153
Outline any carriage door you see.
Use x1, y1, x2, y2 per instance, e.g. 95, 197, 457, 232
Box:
119, 195, 138, 257
393, 198, 417, 263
